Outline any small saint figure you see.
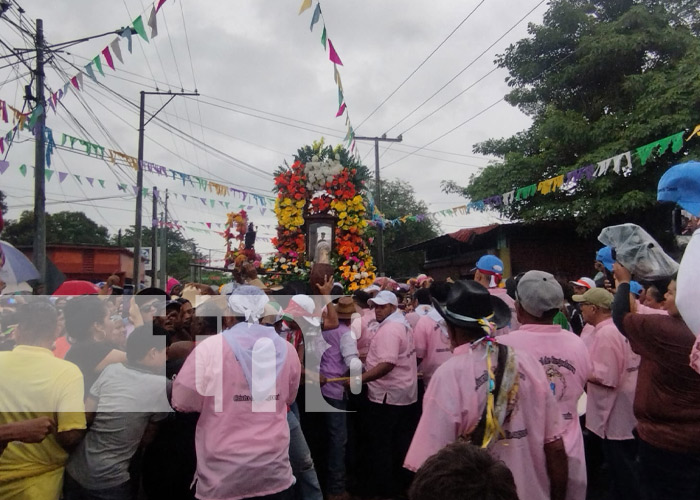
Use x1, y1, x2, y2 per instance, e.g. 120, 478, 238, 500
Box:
244, 223, 256, 250
315, 232, 331, 264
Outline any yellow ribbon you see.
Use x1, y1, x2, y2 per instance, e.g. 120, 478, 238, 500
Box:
480, 341, 506, 448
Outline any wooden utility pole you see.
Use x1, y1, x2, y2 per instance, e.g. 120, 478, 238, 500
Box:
159, 189, 168, 284
32, 19, 46, 285
354, 133, 402, 276
132, 90, 198, 287
151, 186, 158, 288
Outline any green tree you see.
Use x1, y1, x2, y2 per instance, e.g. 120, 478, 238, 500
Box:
2, 210, 111, 246
115, 226, 198, 281
371, 179, 440, 278
0, 190, 7, 216
443, 0, 700, 235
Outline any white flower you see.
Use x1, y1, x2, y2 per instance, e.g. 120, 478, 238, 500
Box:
280, 257, 286, 263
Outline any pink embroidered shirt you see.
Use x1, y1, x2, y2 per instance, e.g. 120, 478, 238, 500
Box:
585, 318, 640, 440
172, 332, 301, 500
365, 311, 417, 406
412, 312, 452, 388
404, 343, 565, 500
499, 324, 591, 500
354, 308, 379, 360
488, 287, 519, 336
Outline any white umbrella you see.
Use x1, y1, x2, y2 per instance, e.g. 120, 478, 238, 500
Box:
0, 240, 40, 284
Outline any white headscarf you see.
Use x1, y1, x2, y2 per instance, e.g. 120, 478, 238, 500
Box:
223, 287, 287, 397
227, 285, 269, 323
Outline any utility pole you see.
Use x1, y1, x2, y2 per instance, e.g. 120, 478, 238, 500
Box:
190, 242, 196, 282
151, 187, 158, 288
132, 90, 198, 288
354, 133, 402, 276
32, 19, 46, 285
160, 189, 168, 285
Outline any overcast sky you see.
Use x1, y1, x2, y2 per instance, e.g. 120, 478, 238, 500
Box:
0, 0, 545, 264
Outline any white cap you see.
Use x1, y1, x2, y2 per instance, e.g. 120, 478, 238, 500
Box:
368, 290, 398, 307
569, 277, 596, 289
284, 294, 321, 327
363, 284, 380, 293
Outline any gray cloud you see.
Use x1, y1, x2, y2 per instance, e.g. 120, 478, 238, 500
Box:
1, 0, 543, 264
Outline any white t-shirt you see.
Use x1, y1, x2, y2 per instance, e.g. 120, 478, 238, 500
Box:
66, 363, 172, 489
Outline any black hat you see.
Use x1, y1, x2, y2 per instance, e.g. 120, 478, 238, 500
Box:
432, 280, 511, 330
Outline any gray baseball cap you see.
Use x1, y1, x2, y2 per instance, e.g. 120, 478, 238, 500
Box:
516, 270, 564, 318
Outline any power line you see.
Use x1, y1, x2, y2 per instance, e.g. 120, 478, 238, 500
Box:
381, 97, 506, 171
53, 55, 275, 184
400, 66, 500, 135
356, 0, 486, 130
383, 0, 547, 135
51, 50, 492, 163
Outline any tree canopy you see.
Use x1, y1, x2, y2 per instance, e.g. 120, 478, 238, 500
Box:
443, 0, 700, 235
2, 210, 111, 246
371, 179, 440, 277
0, 191, 6, 216
115, 226, 198, 281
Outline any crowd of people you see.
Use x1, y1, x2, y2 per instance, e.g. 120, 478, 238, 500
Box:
0, 236, 699, 500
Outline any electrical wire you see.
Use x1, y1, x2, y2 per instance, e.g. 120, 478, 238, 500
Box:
53, 54, 275, 186
380, 97, 505, 171
356, 0, 486, 130
52, 51, 492, 164
383, 0, 547, 135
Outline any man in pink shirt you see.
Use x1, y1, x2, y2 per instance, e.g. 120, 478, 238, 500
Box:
404, 288, 432, 330
473, 254, 519, 335
404, 280, 568, 500
499, 270, 591, 500
572, 287, 640, 500
350, 290, 378, 365
357, 290, 418, 499
412, 282, 453, 389
172, 286, 302, 500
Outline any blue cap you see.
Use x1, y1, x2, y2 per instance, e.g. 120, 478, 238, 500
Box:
474, 255, 504, 275
629, 281, 643, 297
658, 161, 700, 216
595, 246, 614, 272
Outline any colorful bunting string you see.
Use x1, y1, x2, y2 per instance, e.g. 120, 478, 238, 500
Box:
0, 122, 278, 208
0, 154, 278, 212
299, 0, 358, 155
458, 124, 699, 213
3, 115, 697, 231
46, 0, 171, 116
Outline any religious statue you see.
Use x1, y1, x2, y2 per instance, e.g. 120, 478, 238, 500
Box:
244, 223, 256, 250
315, 232, 331, 264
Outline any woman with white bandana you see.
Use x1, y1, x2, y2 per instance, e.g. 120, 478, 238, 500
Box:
172, 286, 302, 500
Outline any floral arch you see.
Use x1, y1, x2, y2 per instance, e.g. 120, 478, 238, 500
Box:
268, 140, 376, 291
